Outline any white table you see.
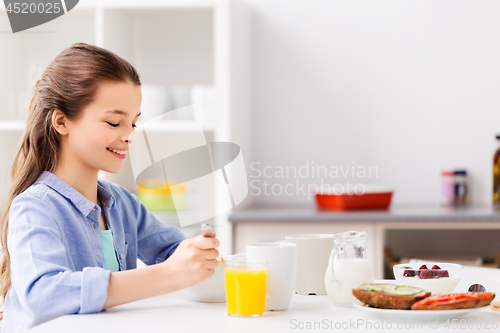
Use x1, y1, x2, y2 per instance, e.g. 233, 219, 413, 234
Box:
28, 266, 500, 333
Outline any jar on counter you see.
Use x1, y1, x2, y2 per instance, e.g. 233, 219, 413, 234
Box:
454, 170, 468, 206
494, 135, 500, 209
441, 171, 455, 206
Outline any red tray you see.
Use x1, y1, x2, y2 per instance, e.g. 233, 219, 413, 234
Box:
315, 191, 393, 211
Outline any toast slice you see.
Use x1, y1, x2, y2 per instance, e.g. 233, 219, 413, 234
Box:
353, 284, 431, 310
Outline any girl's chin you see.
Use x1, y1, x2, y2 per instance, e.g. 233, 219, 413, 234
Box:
101, 164, 123, 174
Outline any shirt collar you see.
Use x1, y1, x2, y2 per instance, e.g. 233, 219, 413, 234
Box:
36, 171, 116, 217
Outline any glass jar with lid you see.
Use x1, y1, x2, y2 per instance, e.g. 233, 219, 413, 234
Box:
454, 170, 468, 206
441, 171, 455, 206
494, 135, 500, 209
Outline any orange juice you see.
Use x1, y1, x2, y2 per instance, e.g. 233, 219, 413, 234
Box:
225, 267, 267, 316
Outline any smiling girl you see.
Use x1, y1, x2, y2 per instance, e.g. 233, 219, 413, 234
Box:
0, 43, 219, 333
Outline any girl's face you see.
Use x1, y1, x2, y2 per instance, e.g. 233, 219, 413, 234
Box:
65, 80, 142, 174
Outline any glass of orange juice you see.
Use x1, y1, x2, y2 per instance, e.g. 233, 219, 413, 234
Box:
224, 256, 268, 317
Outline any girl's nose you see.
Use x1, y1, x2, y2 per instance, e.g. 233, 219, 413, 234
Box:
125, 128, 137, 144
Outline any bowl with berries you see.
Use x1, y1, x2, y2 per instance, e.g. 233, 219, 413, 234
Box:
393, 263, 462, 294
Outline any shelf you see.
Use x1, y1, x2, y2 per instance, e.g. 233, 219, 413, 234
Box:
153, 211, 218, 238
0, 121, 25, 132
153, 211, 212, 227
139, 120, 218, 132
0, 120, 217, 133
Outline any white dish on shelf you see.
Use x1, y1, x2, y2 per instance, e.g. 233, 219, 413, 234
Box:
353, 300, 484, 322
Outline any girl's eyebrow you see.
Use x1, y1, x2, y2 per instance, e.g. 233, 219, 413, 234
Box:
104, 110, 141, 117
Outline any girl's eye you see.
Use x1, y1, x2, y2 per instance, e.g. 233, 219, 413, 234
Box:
106, 122, 119, 127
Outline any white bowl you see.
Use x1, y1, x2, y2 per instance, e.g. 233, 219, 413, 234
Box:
393, 262, 462, 294
182, 258, 227, 302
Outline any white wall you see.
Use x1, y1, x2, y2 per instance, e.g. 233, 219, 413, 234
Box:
247, 0, 500, 207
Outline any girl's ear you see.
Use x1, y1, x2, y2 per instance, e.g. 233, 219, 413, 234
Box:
52, 109, 69, 135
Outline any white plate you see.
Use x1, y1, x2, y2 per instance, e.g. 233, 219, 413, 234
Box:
353, 300, 484, 322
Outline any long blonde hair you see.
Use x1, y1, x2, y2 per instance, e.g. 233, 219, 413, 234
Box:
0, 43, 141, 317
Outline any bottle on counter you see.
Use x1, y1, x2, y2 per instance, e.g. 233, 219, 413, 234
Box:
454, 170, 468, 206
494, 135, 500, 209
441, 171, 455, 206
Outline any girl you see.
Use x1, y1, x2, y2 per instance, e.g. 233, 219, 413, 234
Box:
0, 43, 219, 333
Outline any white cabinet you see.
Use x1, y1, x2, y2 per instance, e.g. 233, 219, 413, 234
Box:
0, 0, 253, 254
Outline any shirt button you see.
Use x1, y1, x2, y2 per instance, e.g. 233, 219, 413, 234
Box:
93, 222, 97, 229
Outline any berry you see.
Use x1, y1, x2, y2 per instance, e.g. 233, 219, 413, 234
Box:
420, 270, 433, 279
419, 264, 428, 270
431, 265, 441, 270
403, 270, 415, 277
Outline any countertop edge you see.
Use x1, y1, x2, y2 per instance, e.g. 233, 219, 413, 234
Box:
228, 207, 500, 223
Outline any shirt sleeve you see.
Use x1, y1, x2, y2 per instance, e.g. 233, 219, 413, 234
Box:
7, 193, 110, 325
121, 188, 190, 265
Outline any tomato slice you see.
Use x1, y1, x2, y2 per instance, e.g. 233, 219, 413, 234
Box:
417, 292, 493, 306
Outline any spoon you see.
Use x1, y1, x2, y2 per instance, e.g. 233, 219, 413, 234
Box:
201, 224, 221, 262
468, 284, 486, 292
201, 223, 213, 237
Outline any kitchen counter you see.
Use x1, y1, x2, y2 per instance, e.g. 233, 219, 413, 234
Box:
228, 206, 500, 223
228, 206, 500, 279
28, 266, 500, 333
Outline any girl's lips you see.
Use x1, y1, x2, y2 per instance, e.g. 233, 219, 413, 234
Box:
107, 147, 129, 151
106, 148, 126, 160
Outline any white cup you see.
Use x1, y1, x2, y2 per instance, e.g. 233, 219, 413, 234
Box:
285, 234, 334, 295
246, 242, 297, 311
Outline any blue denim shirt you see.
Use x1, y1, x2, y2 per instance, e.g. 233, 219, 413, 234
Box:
1, 171, 189, 332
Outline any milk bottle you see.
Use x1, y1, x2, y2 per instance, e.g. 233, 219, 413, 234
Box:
325, 230, 374, 306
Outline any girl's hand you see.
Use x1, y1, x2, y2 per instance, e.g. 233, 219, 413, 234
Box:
162, 234, 220, 289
